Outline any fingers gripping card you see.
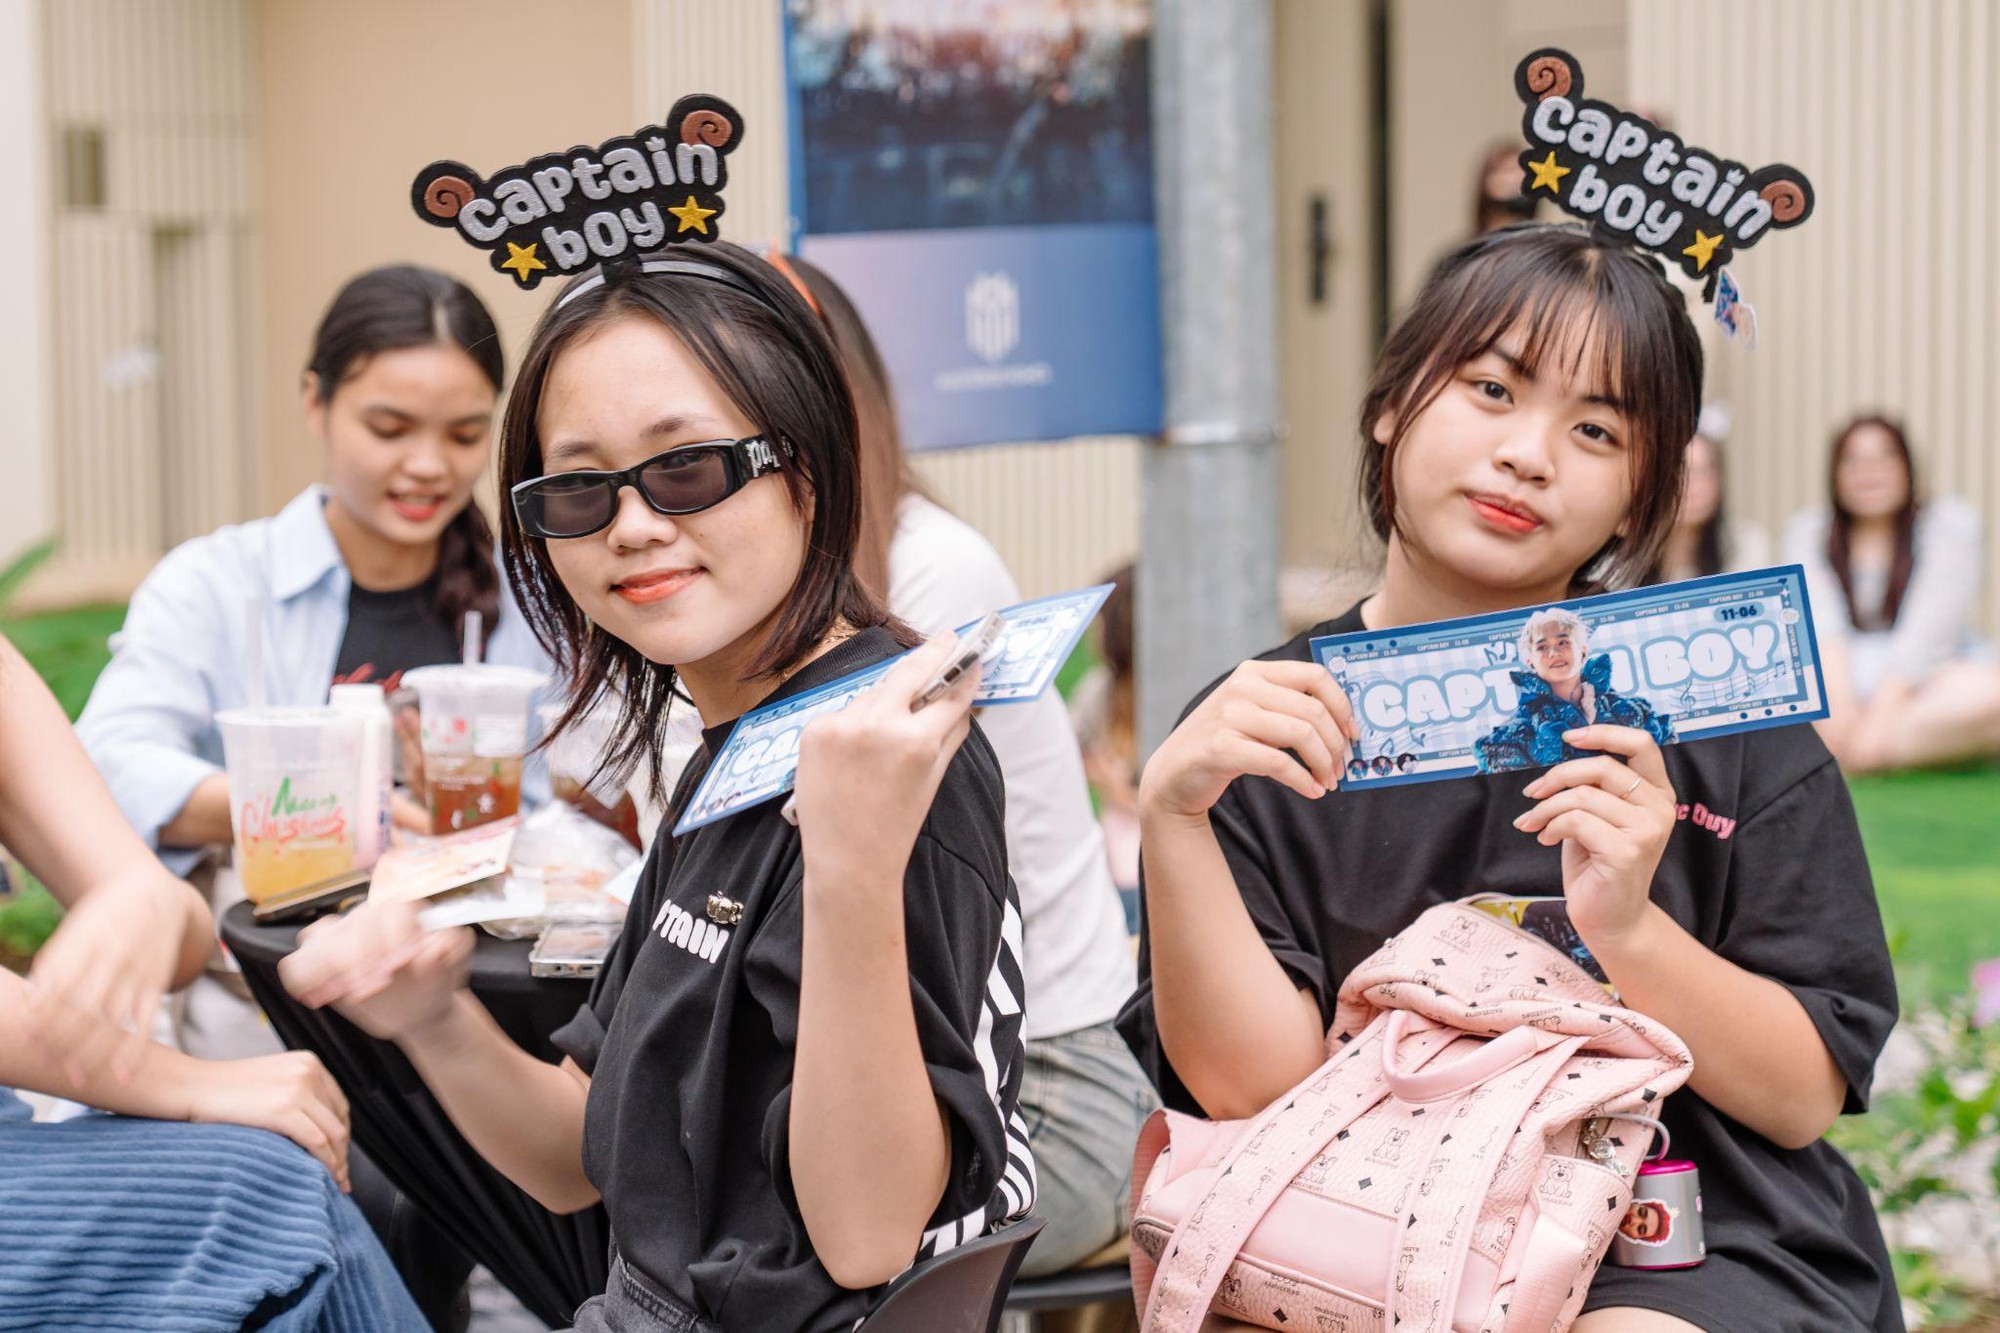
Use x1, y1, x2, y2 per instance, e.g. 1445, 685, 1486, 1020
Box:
1514, 49, 1813, 298
675, 585, 1112, 834
410, 95, 743, 289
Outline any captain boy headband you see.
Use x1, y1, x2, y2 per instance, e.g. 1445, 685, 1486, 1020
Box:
409, 93, 757, 301
1512, 48, 1815, 342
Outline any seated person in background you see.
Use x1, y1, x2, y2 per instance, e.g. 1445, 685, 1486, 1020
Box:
0, 634, 422, 1331
779, 253, 1153, 1278
1644, 406, 1771, 584
1070, 562, 1141, 929
78, 266, 548, 888
1476, 607, 1674, 773
1785, 414, 2000, 772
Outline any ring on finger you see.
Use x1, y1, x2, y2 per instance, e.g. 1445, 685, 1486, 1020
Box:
1620, 774, 1643, 799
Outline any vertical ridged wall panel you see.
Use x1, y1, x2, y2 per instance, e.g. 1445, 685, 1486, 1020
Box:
44, 0, 253, 578
1631, 0, 2000, 631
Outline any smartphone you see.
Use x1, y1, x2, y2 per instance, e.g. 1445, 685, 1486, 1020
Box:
528, 921, 619, 979
910, 610, 1005, 710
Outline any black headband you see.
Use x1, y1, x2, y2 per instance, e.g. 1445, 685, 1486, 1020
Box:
553, 256, 774, 312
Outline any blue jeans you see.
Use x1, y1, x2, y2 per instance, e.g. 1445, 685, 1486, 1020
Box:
1017, 1021, 1159, 1277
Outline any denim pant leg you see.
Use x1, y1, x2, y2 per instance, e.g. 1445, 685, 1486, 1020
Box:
567, 1255, 719, 1333
1018, 1021, 1160, 1278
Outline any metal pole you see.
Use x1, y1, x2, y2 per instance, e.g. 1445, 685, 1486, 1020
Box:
1139, 0, 1283, 755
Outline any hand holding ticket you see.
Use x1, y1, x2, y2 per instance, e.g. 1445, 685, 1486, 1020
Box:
1310, 567, 1828, 788
679, 585, 1110, 833
779, 610, 1005, 824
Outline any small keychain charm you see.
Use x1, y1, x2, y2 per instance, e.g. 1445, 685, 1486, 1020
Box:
1610, 1160, 1706, 1269
706, 892, 744, 926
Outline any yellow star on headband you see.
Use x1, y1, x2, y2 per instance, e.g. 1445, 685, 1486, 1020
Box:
668, 195, 717, 235
1682, 229, 1724, 272
499, 241, 546, 284
1526, 150, 1571, 194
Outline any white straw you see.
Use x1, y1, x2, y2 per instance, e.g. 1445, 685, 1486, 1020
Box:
462, 609, 483, 666
244, 595, 267, 712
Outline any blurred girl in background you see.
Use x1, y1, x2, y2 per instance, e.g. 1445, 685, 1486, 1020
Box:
1786, 414, 2000, 772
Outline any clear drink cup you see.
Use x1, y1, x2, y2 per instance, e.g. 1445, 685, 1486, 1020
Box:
402, 665, 544, 833
539, 702, 643, 848
216, 707, 364, 903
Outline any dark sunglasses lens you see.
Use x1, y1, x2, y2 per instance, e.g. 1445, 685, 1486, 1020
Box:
638, 449, 733, 514
528, 475, 615, 537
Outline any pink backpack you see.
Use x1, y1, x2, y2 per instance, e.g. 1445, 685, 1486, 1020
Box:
1131, 901, 1693, 1333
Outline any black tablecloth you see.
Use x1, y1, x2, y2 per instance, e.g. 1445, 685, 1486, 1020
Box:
221, 901, 609, 1327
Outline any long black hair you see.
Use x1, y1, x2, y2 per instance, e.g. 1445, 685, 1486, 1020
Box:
496, 243, 909, 798
1826, 414, 1920, 628
305, 264, 504, 645
1359, 223, 1704, 594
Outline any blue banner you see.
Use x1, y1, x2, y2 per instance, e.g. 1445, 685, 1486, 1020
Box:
782, 0, 1162, 449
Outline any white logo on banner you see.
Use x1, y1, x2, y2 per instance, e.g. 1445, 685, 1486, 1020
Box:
965, 271, 1021, 364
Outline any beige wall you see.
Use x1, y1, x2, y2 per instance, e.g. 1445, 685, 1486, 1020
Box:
254, 0, 637, 513
1631, 0, 1999, 632
1388, 0, 1627, 311
0, 0, 54, 560
1273, 0, 1377, 574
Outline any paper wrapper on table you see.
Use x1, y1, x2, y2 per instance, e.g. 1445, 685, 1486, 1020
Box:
476, 802, 640, 939
367, 818, 518, 904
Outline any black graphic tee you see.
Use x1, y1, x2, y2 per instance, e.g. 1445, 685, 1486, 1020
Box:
331, 574, 460, 690
1118, 602, 1902, 1333
553, 627, 1033, 1332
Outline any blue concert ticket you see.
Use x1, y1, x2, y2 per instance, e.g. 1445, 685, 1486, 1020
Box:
1308, 566, 1828, 788
675, 585, 1112, 832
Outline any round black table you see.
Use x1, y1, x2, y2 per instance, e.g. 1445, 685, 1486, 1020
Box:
221, 900, 609, 1327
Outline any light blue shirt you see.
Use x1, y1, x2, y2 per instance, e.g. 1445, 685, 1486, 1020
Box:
76, 486, 555, 873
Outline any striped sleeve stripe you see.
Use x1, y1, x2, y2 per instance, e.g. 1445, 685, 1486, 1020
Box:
916, 894, 1036, 1261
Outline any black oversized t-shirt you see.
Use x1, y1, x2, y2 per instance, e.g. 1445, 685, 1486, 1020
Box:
1117, 604, 1903, 1333
552, 628, 1033, 1332
331, 574, 461, 689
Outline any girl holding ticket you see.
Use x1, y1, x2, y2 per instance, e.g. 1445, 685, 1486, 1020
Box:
282, 242, 1031, 1332
1121, 224, 1900, 1332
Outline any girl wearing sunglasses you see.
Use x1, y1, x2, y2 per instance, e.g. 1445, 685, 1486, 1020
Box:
283, 243, 1032, 1332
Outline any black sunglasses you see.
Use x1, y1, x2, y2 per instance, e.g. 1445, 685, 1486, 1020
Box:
511, 436, 794, 539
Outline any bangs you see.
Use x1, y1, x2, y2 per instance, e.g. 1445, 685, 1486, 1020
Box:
1357, 223, 1704, 592
1410, 233, 1692, 454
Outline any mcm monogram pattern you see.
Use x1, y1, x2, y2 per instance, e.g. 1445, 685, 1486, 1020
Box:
1131, 903, 1693, 1333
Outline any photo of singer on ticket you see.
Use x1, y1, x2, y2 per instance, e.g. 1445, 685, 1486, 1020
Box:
1310, 566, 1828, 788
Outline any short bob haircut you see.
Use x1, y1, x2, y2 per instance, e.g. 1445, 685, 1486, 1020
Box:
1359, 223, 1704, 593
496, 242, 905, 797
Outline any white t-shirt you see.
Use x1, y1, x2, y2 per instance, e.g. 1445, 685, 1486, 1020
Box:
889, 495, 1136, 1039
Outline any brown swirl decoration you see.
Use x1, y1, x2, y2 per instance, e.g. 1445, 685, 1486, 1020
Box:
1759, 179, 1808, 224
1525, 54, 1575, 101
422, 175, 474, 220
679, 109, 736, 148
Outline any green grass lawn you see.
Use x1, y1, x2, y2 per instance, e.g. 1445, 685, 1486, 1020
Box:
1848, 765, 2000, 1008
